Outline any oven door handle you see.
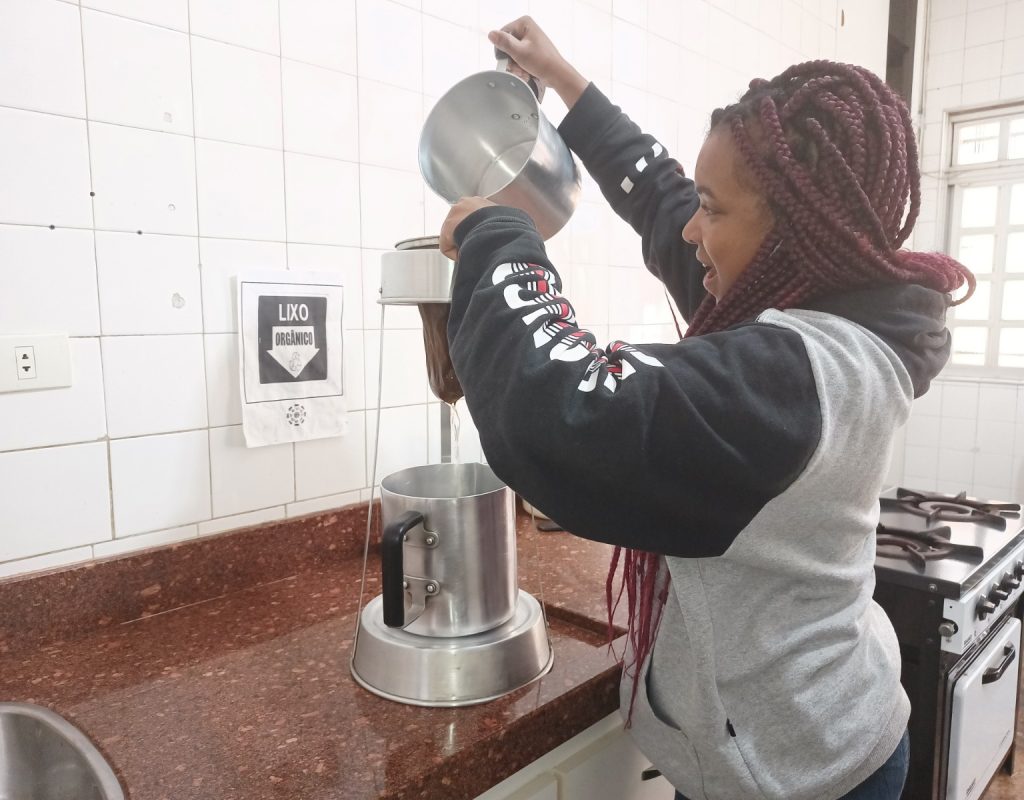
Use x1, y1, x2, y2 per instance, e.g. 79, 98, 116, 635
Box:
982, 643, 1017, 685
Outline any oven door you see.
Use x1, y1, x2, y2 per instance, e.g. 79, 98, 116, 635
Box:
946, 615, 1021, 800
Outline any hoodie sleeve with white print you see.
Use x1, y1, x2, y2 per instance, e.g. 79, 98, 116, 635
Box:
446, 205, 822, 559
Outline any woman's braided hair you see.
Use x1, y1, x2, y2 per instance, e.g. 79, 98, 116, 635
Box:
613, 60, 975, 721
687, 59, 975, 336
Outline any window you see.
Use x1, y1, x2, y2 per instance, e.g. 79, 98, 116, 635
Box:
945, 109, 1024, 373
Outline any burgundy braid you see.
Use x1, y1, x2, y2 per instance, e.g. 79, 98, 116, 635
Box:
610, 60, 975, 723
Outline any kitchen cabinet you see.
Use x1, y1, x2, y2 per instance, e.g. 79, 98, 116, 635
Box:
475, 713, 673, 800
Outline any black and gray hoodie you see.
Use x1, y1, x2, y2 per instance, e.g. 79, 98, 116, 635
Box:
447, 84, 951, 800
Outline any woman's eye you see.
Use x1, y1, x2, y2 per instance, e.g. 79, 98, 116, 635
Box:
701, 205, 716, 216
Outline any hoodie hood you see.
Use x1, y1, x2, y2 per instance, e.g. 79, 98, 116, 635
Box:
804, 284, 952, 398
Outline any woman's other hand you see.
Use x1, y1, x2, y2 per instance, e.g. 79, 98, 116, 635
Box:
439, 197, 497, 261
488, 17, 589, 109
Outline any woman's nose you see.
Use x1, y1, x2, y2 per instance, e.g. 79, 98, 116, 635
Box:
681, 214, 698, 246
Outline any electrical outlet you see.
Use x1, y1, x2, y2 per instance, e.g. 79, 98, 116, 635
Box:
0, 334, 72, 393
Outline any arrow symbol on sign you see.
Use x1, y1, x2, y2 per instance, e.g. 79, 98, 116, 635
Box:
268, 326, 319, 378
22, 365, 30, 372
20, 354, 28, 359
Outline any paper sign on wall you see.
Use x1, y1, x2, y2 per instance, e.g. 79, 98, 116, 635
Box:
237, 270, 346, 447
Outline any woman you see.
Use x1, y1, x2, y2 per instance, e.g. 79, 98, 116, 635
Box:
438, 17, 973, 800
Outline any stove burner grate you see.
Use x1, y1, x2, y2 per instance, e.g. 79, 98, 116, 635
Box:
882, 488, 1021, 530
875, 522, 985, 569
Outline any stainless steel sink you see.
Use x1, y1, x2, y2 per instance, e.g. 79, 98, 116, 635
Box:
0, 703, 124, 800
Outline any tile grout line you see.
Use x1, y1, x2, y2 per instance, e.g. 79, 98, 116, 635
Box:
183, 0, 216, 528
277, 0, 299, 507
353, 0, 374, 489
76, 0, 117, 556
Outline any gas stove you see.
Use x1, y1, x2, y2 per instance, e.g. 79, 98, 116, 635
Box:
872, 487, 1024, 800
876, 486, 1024, 654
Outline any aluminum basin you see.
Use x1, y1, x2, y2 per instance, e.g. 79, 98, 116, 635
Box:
0, 703, 124, 800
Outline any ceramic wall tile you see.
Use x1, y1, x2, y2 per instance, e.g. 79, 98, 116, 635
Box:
612, 19, 646, 89
195, 139, 286, 240
197, 505, 287, 536
109, 429, 211, 535
359, 166, 424, 249
974, 451, 1014, 492
363, 329, 430, 407
0, 546, 94, 580
965, 4, 1007, 47
962, 41, 1004, 82
189, 0, 280, 54
282, 61, 359, 161
366, 404, 428, 482
204, 332, 242, 428
89, 122, 198, 235
358, 79, 424, 173
93, 523, 198, 557
0, 226, 100, 335
284, 153, 361, 246
286, 490, 362, 517
96, 231, 202, 334
422, 16, 479, 97
357, 0, 423, 91
0, 108, 92, 228
294, 411, 367, 499
81, 0, 189, 30
82, 10, 193, 133
192, 37, 282, 149
938, 447, 976, 485
939, 415, 978, 451
280, 0, 357, 74
209, 425, 295, 517
0, 0, 86, 117
102, 334, 207, 437
0, 442, 111, 562
944, 383, 982, 419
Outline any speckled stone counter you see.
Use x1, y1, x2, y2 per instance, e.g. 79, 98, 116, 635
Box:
0, 506, 625, 799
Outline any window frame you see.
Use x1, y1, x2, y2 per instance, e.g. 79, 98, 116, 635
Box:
936, 104, 1024, 379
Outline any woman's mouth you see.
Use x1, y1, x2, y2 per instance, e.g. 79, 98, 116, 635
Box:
700, 260, 721, 296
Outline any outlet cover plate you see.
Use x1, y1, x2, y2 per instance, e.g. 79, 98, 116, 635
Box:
1, 334, 72, 393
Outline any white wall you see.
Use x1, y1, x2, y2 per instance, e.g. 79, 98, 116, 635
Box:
0, 0, 886, 579
889, 0, 1024, 499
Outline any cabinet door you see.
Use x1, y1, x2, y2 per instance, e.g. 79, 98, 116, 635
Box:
555, 726, 673, 800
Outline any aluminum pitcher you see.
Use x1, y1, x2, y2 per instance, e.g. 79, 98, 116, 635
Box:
418, 50, 582, 240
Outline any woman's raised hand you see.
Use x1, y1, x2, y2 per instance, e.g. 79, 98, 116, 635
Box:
488, 17, 589, 109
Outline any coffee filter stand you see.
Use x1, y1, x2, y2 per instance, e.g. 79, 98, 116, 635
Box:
349, 274, 552, 707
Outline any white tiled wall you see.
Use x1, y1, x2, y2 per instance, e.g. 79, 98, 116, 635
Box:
0, 0, 882, 578
892, 0, 1024, 499
901, 380, 1024, 500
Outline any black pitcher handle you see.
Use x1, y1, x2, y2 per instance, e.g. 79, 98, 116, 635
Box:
382, 510, 425, 628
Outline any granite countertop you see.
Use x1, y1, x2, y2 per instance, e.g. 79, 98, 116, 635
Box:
0, 507, 625, 799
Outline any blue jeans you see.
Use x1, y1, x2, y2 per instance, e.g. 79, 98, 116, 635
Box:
672, 729, 909, 800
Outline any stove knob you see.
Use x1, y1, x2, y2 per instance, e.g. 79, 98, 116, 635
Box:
1001, 572, 1022, 591
990, 587, 1010, 602
1016, 561, 1024, 580
978, 599, 998, 620
937, 621, 958, 638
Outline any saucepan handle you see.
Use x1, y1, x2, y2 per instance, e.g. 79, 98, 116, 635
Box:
494, 46, 545, 101
381, 510, 425, 628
